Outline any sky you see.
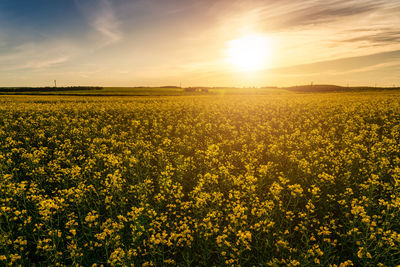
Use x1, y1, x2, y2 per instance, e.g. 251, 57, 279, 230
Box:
0, 0, 399, 87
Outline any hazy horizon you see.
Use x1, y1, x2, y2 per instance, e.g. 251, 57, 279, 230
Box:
1, 0, 400, 87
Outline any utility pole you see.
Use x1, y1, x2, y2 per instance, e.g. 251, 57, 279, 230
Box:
54, 80, 57, 88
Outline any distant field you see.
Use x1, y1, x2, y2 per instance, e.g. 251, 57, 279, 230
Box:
0, 87, 185, 96
0, 85, 399, 96
0, 86, 288, 96
1, 92, 400, 266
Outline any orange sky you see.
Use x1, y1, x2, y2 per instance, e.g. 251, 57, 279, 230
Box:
1, 0, 400, 87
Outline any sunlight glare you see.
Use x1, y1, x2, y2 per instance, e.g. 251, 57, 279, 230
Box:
227, 34, 273, 72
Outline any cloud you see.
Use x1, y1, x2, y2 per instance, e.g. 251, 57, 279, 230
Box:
269, 50, 400, 75
75, 0, 121, 46
0, 40, 78, 72
277, 0, 382, 28
342, 30, 400, 45
92, 0, 121, 45
23, 56, 69, 69
251, 0, 386, 30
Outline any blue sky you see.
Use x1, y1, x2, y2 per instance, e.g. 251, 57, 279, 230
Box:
1, 0, 400, 87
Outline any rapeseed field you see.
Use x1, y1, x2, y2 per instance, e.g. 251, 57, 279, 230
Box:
0, 93, 399, 266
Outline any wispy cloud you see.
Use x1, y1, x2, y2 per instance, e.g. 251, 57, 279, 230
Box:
269, 50, 400, 75
23, 56, 69, 69
75, 0, 121, 46
92, 0, 121, 45
341, 29, 400, 45
0, 40, 78, 72
233, 0, 387, 32
274, 0, 382, 29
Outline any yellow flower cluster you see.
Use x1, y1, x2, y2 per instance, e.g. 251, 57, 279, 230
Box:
0, 92, 400, 266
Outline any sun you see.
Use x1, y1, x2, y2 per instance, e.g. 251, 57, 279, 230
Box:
227, 34, 273, 72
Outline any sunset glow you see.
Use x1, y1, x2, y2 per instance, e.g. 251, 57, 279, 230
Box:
227, 35, 273, 72
2, 1, 400, 266
1, 0, 400, 87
